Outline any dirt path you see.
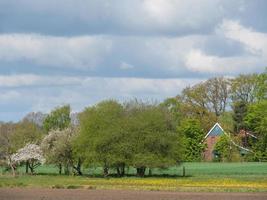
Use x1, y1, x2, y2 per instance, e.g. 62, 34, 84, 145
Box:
0, 188, 267, 200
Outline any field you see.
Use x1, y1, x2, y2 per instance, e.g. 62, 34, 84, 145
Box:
1, 162, 267, 192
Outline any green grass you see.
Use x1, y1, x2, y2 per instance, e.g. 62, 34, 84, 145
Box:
1, 162, 267, 192
11, 162, 265, 176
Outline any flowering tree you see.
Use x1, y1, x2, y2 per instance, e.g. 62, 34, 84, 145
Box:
41, 128, 78, 175
11, 144, 45, 174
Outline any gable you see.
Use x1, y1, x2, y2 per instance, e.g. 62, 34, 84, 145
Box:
204, 123, 224, 138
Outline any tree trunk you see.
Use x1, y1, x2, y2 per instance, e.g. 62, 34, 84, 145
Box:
121, 165, 125, 176
25, 161, 29, 174
148, 168, 152, 176
64, 164, 70, 175
136, 167, 146, 177
8, 157, 16, 177
10, 163, 16, 177
59, 163, 62, 175
29, 161, 34, 174
116, 164, 125, 177
73, 158, 83, 175
103, 166, 109, 177
116, 167, 121, 177
182, 166, 186, 177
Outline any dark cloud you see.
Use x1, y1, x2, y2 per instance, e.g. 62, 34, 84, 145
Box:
199, 35, 247, 57
0, 0, 266, 121
0, 0, 255, 36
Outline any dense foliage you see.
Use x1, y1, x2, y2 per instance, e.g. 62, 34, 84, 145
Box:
0, 70, 266, 177
43, 105, 71, 132
75, 100, 183, 177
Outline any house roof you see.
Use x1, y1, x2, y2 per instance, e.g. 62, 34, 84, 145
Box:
204, 122, 225, 139
204, 122, 253, 153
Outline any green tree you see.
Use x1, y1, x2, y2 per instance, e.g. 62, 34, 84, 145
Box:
245, 100, 267, 161
232, 101, 248, 133
231, 71, 266, 134
177, 119, 206, 161
218, 111, 234, 133
231, 74, 263, 104
43, 105, 71, 132
213, 134, 240, 162
76, 100, 127, 177
160, 97, 182, 125
256, 70, 267, 100
12, 120, 44, 148
181, 77, 230, 118
126, 102, 183, 177
181, 83, 218, 131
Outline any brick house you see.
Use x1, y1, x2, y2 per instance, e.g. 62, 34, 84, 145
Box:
203, 123, 255, 161
203, 123, 225, 161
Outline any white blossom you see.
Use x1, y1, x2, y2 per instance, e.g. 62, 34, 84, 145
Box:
11, 144, 45, 164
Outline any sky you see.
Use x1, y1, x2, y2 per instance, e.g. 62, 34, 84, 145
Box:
0, 0, 266, 122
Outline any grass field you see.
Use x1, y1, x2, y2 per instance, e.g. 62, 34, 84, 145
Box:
1, 162, 267, 192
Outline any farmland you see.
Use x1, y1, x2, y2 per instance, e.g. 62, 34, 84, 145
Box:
1, 162, 267, 192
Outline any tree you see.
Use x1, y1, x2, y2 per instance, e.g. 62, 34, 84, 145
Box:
0, 123, 16, 176
43, 105, 71, 132
23, 112, 47, 127
181, 77, 230, 118
244, 100, 267, 161
232, 101, 248, 133
231, 74, 262, 104
177, 119, 206, 161
218, 112, 234, 133
213, 134, 241, 162
11, 144, 45, 174
160, 97, 182, 125
11, 120, 44, 173
76, 100, 184, 177
125, 102, 183, 177
205, 77, 230, 117
255, 70, 267, 100
181, 83, 217, 131
41, 127, 77, 175
231, 71, 266, 135
76, 100, 127, 177
12, 120, 44, 149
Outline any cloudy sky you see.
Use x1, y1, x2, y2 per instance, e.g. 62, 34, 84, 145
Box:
0, 0, 266, 121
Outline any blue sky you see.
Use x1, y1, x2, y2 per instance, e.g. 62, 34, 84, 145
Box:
0, 0, 266, 122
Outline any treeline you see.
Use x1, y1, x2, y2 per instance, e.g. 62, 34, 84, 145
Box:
0, 70, 266, 177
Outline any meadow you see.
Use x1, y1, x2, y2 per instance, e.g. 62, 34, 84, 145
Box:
1, 162, 267, 192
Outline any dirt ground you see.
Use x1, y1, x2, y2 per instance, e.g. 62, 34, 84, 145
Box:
0, 189, 267, 200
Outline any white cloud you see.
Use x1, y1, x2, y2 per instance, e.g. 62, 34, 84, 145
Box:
0, 0, 243, 35
185, 49, 216, 73
31, 76, 204, 112
144, 0, 221, 28
185, 49, 261, 74
0, 91, 20, 101
184, 20, 267, 74
218, 19, 267, 56
0, 34, 112, 69
0, 74, 204, 114
119, 62, 134, 70
0, 74, 82, 87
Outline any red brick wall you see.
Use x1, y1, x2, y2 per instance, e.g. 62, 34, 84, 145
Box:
203, 136, 220, 161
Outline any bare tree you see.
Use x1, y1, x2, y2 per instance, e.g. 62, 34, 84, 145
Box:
205, 77, 230, 117
0, 123, 16, 176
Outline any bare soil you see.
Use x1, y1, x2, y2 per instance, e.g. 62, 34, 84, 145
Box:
0, 188, 267, 200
